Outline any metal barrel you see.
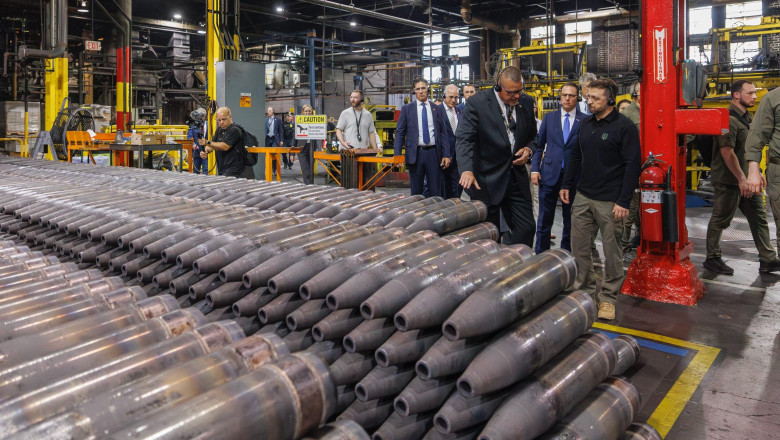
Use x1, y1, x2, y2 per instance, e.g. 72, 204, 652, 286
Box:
0, 295, 179, 367
336, 195, 424, 223
422, 424, 483, 440
287, 299, 332, 331
259, 292, 306, 324
258, 320, 291, 339
136, 261, 175, 284
77, 243, 111, 263
375, 329, 442, 367
394, 376, 457, 417
337, 398, 395, 432
0, 253, 52, 269
336, 384, 358, 414
477, 332, 618, 440
0, 308, 206, 399
343, 318, 397, 353
0, 287, 147, 341
108, 252, 146, 273
619, 423, 663, 440
193, 220, 327, 275
0, 321, 245, 436
0, 259, 72, 281
368, 197, 444, 226
127, 224, 187, 253
613, 335, 641, 376
115, 221, 173, 249
242, 225, 382, 289
99, 220, 148, 245
373, 411, 435, 440
0, 278, 127, 321
282, 329, 315, 352
300, 231, 439, 300
66, 239, 101, 258
159, 230, 221, 263
302, 420, 371, 440
538, 377, 640, 440
326, 237, 471, 311
312, 308, 363, 342
0, 269, 104, 306
433, 389, 508, 434
443, 249, 578, 340
393, 247, 531, 331
415, 336, 490, 381
97, 249, 132, 269
304, 340, 346, 365
355, 364, 416, 402
176, 234, 240, 269
188, 273, 222, 300
169, 271, 208, 297
330, 351, 377, 386
153, 265, 190, 290
269, 229, 417, 295
457, 291, 597, 396
232, 287, 276, 317
205, 282, 250, 308
84, 219, 129, 241
360, 241, 501, 320
143, 228, 200, 259
121, 255, 157, 277
385, 199, 463, 229
102, 352, 335, 440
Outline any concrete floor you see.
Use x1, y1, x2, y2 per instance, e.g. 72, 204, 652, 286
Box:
273, 163, 780, 439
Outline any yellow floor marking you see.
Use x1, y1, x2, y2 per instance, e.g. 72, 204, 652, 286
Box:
593, 322, 721, 438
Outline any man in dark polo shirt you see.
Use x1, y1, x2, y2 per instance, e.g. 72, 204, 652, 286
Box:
199, 106, 246, 178
560, 78, 641, 320
704, 80, 780, 275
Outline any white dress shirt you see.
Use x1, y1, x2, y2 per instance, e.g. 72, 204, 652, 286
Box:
494, 90, 516, 150
416, 99, 436, 146
446, 105, 458, 133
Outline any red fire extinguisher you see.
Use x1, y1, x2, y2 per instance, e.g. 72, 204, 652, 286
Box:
640, 153, 679, 243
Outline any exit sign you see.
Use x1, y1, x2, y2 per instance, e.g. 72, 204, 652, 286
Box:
85, 40, 101, 51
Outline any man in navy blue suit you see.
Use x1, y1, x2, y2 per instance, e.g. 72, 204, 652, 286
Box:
441, 84, 462, 198
394, 78, 448, 197
265, 106, 283, 147
531, 82, 585, 253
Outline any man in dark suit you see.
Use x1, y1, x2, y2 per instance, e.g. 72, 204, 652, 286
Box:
531, 82, 586, 253
394, 78, 448, 197
441, 84, 462, 198
456, 84, 476, 111
265, 106, 283, 147
456, 66, 537, 246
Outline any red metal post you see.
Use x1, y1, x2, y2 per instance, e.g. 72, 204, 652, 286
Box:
621, 0, 728, 305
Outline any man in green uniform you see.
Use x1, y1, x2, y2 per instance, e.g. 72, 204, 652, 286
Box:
620, 83, 640, 129
746, 86, 780, 253
707, 80, 780, 274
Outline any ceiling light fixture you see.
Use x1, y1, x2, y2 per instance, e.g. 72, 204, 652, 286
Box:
197, 30, 207, 34
276, 6, 284, 12
173, 13, 182, 19
77, 0, 88, 13
350, 21, 357, 26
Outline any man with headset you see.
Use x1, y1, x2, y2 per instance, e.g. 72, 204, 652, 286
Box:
456, 66, 537, 246
560, 78, 641, 321
395, 78, 448, 197
531, 82, 586, 254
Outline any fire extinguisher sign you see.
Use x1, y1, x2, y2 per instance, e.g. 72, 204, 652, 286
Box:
653, 27, 668, 84
642, 191, 662, 204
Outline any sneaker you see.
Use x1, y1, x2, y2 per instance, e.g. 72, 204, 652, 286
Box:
703, 257, 734, 275
598, 302, 616, 320
759, 260, 780, 273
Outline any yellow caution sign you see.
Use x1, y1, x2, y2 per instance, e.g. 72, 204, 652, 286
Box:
295, 114, 327, 139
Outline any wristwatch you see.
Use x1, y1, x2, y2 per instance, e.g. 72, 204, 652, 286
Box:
207, 140, 212, 145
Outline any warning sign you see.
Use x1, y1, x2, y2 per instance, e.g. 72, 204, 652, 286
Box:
653, 27, 667, 84
295, 114, 327, 140
240, 93, 251, 108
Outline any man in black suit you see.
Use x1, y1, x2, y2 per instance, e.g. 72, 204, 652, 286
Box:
456, 66, 537, 246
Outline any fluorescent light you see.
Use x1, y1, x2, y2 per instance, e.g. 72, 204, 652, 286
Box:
77, 8, 88, 12
276, 6, 284, 12
197, 30, 207, 34
173, 13, 182, 19
350, 21, 356, 26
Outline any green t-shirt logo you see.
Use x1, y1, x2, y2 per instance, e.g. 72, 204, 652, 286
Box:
601, 133, 608, 141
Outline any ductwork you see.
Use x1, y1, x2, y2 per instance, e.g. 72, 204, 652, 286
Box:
519, 8, 633, 29
461, 0, 516, 34
19, 0, 68, 59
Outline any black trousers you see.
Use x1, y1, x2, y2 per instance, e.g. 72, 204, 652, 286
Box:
485, 174, 535, 247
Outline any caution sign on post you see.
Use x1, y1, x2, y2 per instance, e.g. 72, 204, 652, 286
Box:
295, 115, 327, 140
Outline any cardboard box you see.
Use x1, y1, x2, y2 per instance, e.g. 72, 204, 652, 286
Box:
130, 133, 166, 145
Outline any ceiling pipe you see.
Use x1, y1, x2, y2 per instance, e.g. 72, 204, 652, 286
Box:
19, 0, 67, 59
519, 8, 634, 29
460, 0, 516, 34
296, 0, 480, 40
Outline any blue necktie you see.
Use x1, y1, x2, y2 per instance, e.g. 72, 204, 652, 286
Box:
421, 103, 430, 145
563, 113, 570, 169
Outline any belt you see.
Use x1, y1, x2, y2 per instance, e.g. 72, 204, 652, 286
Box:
770, 157, 780, 165
419, 145, 435, 150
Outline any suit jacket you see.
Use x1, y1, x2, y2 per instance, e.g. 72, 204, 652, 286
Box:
456, 90, 538, 205
393, 100, 446, 164
531, 108, 586, 187
265, 116, 283, 141
440, 104, 462, 160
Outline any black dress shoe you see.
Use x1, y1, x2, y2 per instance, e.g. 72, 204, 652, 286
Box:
759, 260, 780, 273
703, 257, 734, 275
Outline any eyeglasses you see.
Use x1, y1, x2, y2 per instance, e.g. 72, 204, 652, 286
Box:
497, 83, 523, 97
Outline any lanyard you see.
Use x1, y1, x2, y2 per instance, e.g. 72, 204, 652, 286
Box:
498, 99, 514, 142
353, 108, 363, 142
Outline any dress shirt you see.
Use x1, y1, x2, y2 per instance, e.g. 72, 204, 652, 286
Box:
416, 99, 436, 146
494, 90, 516, 150
446, 105, 458, 133
561, 108, 577, 137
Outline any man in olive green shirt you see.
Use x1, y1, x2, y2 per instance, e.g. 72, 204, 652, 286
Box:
706, 80, 780, 274
746, 86, 780, 248
621, 83, 640, 129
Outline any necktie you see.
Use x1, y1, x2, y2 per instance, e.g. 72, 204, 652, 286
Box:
448, 108, 457, 133
505, 104, 516, 132
563, 113, 570, 169
421, 103, 431, 145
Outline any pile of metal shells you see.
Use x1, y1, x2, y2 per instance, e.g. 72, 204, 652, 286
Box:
0, 158, 660, 440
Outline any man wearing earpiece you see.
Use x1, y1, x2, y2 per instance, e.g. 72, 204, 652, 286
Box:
394, 78, 447, 197
456, 66, 537, 246
559, 78, 641, 321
